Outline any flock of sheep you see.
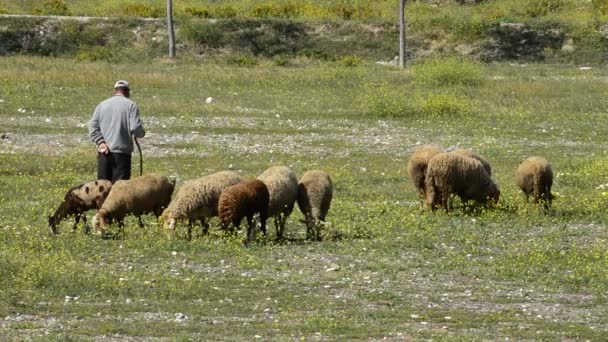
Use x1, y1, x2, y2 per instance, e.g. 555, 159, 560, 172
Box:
48, 166, 333, 244
407, 145, 554, 211
47, 145, 554, 243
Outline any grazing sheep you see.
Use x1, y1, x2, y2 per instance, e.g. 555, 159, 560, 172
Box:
257, 166, 299, 240
516, 156, 554, 208
297, 170, 333, 241
407, 145, 443, 208
161, 171, 241, 240
218, 179, 270, 245
92, 174, 175, 234
451, 148, 492, 177
425, 153, 500, 211
48, 179, 112, 234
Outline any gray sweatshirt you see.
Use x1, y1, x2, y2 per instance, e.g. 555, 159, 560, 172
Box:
88, 95, 145, 154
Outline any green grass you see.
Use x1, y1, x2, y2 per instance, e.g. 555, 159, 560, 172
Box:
1, 55, 608, 339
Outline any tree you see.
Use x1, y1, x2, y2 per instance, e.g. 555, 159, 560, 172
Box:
398, 0, 406, 68
167, 0, 176, 58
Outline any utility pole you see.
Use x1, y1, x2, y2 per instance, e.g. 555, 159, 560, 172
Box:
167, 0, 176, 58
399, 0, 406, 68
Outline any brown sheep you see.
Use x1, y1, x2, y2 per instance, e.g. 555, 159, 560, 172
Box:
425, 153, 500, 211
407, 145, 442, 208
515, 156, 554, 208
297, 170, 333, 241
218, 179, 270, 245
92, 174, 175, 235
451, 148, 492, 177
48, 179, 112, 234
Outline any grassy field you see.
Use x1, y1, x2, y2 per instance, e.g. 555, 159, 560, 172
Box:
1, 55, 608, 340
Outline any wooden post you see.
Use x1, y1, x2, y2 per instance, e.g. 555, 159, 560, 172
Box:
399, 0, 406, 68
167, 0, 176, 58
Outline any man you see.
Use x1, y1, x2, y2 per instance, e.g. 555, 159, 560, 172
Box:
88, 80, 145, 183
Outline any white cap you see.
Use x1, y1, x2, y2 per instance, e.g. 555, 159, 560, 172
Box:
114, 80, 129, 89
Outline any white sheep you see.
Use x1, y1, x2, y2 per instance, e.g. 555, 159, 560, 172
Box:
297, 170, 333, 241
92, 174, 175, 235
516, 156, 554, 208
425, 153, 500, 211
161, 170, 241, 240
257, 165, 299, 240
48, 179, 112, 234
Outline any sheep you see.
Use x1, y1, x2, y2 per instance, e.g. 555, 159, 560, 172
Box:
407, 145, 443, 208
451, 148, 492, 177
218, 179, 270, 245
161, 170, 241, 240
297, 170, 333, 241
48, 179, 112, 234
515, 156, 554, 209
425, 153, 500, 212
92, 174, 175, 235
257, 166, 299, 240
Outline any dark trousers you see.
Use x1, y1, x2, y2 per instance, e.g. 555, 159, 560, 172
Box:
97, 152, 131, 183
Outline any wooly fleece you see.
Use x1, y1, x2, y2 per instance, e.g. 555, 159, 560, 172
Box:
257, 165, 299, 239
48, 179, 112, 234
407, 145, 443, 207
451, 148, 492, 177
218, 179, 270, 244
161, 170, 241, 235
425, 153, 499, 211
516, 156, 554, 208
297, 170, 333, 241
93, 174, 174, 233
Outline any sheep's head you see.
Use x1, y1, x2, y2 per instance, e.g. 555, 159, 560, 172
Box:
488, 188, 500, 206
92, 209, 108, 234
48, 215, 58, 234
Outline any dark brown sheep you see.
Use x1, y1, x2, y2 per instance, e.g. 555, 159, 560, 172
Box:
515, 156, 554, 208
425, 153, 500, 211
218, 179, 270, 245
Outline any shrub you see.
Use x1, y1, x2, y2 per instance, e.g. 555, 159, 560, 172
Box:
75, 46, 113, 62
273, 55, 290, 66
0, 8, 7, 14
361, 83, 415, 118
523, 0, 562, 17
226, 54, 258, 67
181, 21, 223, 48
336, 55, 363, 67
34, 0, 70, 16
421, 93, 472, 118
214, 5, 238, 18
592, 0, 608, 15
119, 4, 164, 18
250, 3, 282, 18
184, 7, 211, 18
412, 57, 483, 87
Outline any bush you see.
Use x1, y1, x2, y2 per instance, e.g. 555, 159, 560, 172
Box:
273, 55, 290, 66
336, 55, 364, 67
214, 5, 238, 18
523, 0, 562, 17
34, 0, 70, 16
75, 46, 113, 62
249, 2, 300, 18
226, 54, 258, 67
184, 7, 211, 18
421, 93, 472, 118
0, 8, 7, 14
181, 21, 223, 48
412, 57, 483, 87
592, 0, 608, 15
361, 83, 415, 118
119, 4, 164, 18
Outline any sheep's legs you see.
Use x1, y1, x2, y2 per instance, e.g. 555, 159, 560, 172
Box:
200, 218, 209, 236
245, 215, 255, 245
138, 217, 144, 228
